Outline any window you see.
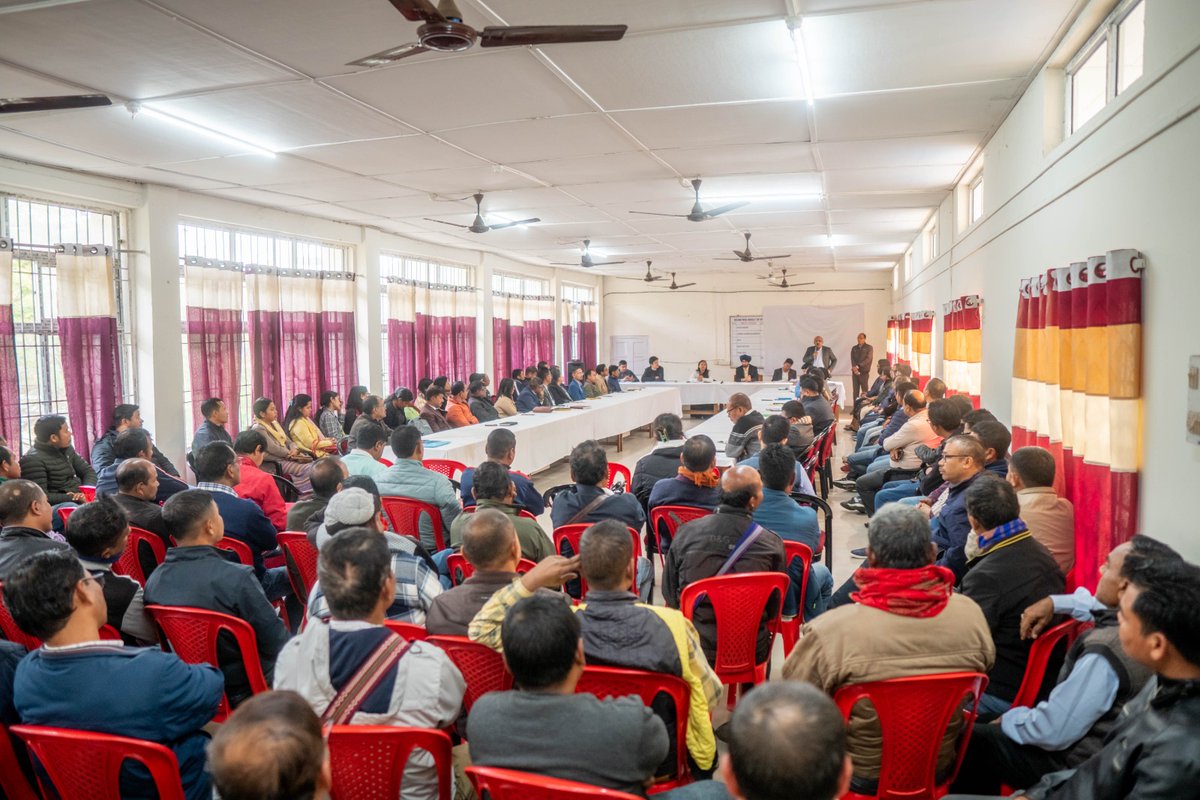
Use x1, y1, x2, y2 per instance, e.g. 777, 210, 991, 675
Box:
903, 250, 913, 282
379, 253, 475, 386
924, 220, 939, 263
492, 272, 549, 297
969, 174, 984, 225
561, 283, 596, 362
1066, 0, 1145, 134
1, 194, 134, 451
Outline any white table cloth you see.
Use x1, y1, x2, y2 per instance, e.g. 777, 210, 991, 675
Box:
646, 381, 793, 406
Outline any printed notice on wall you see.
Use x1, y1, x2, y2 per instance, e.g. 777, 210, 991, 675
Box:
730, 315, 763, 365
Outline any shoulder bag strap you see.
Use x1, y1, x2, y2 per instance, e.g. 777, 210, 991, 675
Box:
321, 632, 414, 726
566, 493, 611, 526
716, 522, 766, 576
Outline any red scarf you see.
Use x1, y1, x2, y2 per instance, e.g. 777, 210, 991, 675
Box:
677, 466, 720, 488
851, 565, 956, 618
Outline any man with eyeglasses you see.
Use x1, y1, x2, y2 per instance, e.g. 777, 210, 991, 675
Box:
724, 392, 765, 462
923, 434, 991, 582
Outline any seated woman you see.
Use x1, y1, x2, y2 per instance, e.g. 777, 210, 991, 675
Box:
285, 393, 337, 458
693, 359, 710, 382
494, 378, 519, 417
413, 378, 433, 412
341, 385, 367, 436
315, 390, 348, 447
546, 367, 572, 405
251, 397, 315, 494
445, 381, 479, 427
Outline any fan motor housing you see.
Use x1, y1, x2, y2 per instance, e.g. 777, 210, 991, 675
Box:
419, 21, 477, 51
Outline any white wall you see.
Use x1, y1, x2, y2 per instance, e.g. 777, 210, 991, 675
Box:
602, 270, 892, 382
892, 0, 1200, 559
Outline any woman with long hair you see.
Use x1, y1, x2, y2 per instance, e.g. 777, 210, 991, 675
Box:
693, 359, 710, 381
495, 378, 518, 417
284, 394, 336, 458
546, 366, 572, 405
250, 397, 314, 494
316, 390, 348, 446
342, 385, 367, 435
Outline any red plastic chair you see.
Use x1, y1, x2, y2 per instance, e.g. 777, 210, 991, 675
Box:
833, 672, 988, 800
327, 726, 453, 800
445, 553, 536, 586
606, 462, 632, 491
56, 506, 75, 527
1009, 619, 1093, 710
0, 583, 40, 650
679, 572, 789, 708
778, 540, 813, 657
467, 766, 642, 800
379, 457, 394, 467
214, 536, 254, 566
112, 526, 167, 585
423, 459, 468, 482
552, 524, 641, 600
647, 506, 711, 567
145, 605, 270, 721
10, 724, 186, 800
0, 723, 38, 800
277, 532, 319, 601
575, 666, 693, 792
78, 485, 97, 502
426, 635, 512, 714
381, 496, 447, 551
383, 620, 429, 640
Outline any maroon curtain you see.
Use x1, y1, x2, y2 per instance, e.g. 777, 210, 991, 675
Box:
278, 310, 323, 403
186, 305, 243, 432
508, 324, 527, 375
320, 311, 358, 394
59, 317, 122, 461
452, 314, 476, 381
562, 323, 574, 362
249, 310, 283, 404
388, 318, 417, 391
493, 318, 511, 380
579, 321, 598, 367
0, 308, 20, 445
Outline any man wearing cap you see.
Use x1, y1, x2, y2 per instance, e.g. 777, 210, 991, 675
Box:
734, 354, 760, 383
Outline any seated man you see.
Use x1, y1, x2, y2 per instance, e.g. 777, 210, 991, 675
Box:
340, 422, 390, 480
663, 465, 785, 664
450, 461, 551, 562
7, 549, 223, 800
783, 504, 994, 793
946, 557, 1200, 800
741, 413, 816, 495
771, 358, 798, 382
0, 444, 20, 482
306, 488, 442, 624
869, 397, 967, 511
0, 479, 66, 580
734, 354, 759, 383
751, 444, 832, 619
845, 381, 915, 479
91, 402, 179, 477
567, 365, 588, 401
377, 426, 461, 553
144, 490, 291, 705
515, 378, 551, 412
1008, 446, 1075, 574
192, 396, 234, 456
617, 360, 638, 382
631, 413, 688, 517
468, 380, 499, 422
428, 509, 531, 637
470, 520, 723, 781
458, 428, 546, 515
232, 430, 289, 530
63, 496, 156, 644
722, 682, 852, 800
951, 537, 1177, 794
415, 387, 451, 434
549, 440, 650, 600
287, 456, 347, 532
926, 434, 993, 581
852, 389, 939, 516
209, 690, 332, 800
959, 475, 1064, 718
467, 593, 673, 795
110, 458, 172, 574
19, 414, 96, 526
276, 528, 464, 800
642, 356, 665, 382
797, 376, 835, 435
723, 393, 764, 462
95, 428, 188, 502
647, 434, 722, 553
194, 442, 290, 601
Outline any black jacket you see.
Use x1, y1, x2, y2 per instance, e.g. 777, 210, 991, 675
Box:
771, 367, 797, 381
470, 396, 500, 422
0, 526, 68, 581
632, 445, 685, 516
1023, 676, 1200, 800
91, 429, 180, 477
725, 410, 765, 462
19, 442, 97, 505
641, 365, 664, 382
851, 343, 874, 372
734, 364, 759, 382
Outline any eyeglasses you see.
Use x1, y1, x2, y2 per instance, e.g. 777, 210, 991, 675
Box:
938, 454, 972, 463
80, 572, 107, 588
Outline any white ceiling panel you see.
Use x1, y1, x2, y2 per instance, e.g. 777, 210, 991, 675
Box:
0, 0, 295, 98
324, 50, 593, 132
378, 165, 542, 195
0, 128, 135, 174
88, 165, 238, 193
611, 101, 810, 150
254, 176, 417, 203
823, 164, 963, 194
827, 191, 947, 210
816, 79, 1023, 141
474, 0, 787, 32
437, 115, 639, 165
295, 136, 487, 176
199, 187, 321, 209
830, 208, 937, 231
511, 152, 675, 186
817, 133, 982, 170
653, 142, 816, 177
0, 62, 93, 98
156, 153, 351, 187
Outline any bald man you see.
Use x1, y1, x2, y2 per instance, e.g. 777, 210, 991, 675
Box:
663, 465, 786, 663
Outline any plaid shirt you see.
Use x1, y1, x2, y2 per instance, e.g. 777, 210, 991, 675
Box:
307, 544, 442, 625
317, 408, 348, 442
197, 481, 237, 498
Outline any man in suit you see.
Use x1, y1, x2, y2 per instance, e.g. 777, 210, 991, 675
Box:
850, 333, 874, 398
734, 354, 760, 382
802, 336, 838, 373
771, 358, 798, 382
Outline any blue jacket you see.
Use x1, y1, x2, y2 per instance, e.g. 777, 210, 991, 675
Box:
14, 643, 223, 800
877, 407, 909, 443
647, 476, 721, 514
208, 488, 280, 576
550, 484, 645, 532
460, 465, 546, 516
753, 488, 820, 552
933, 459, 1009, 581
96, 458, 190, 503
375, 459, 462, 551
567, 380, 586, 401
606, 377, 623, 393
515, 386, 548, 413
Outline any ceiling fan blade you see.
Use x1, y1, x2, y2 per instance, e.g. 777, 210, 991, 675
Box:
588, 260, 626, 267
793, 281, 816, 286
0, 94, 111, 114
479, 24, 627, 47
424, 218, 472, 229
712, 258, 744, 261
750, 254, 792, 261
347, 43, 428, 66
701, 201, 750, 218
487, 218, 540, 230
388, 0, 444, 22
629, 211, 686, 218
674, 282, 697, 288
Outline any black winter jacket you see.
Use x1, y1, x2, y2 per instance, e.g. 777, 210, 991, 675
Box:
19, 442, 97, 504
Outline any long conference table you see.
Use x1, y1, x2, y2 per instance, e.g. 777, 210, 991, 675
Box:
650, 379, 847, 410
391, 386, 684, 476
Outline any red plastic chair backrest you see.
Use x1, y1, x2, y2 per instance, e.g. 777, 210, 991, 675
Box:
782, 540, 813, 599
679, 572, 789, 676
10, 724, 186, 800
0, 582, 40, 650
0, 722, 38, 800
56, 506, 75, 527
145, 605, 270, 721
467, 766, 642, 800
552, 524, 642, 599
606, 463, 632, 491
446, 555, 537, 587
648, 506, 711, 562
112, 526, 167, 585
383, 620, 428, 641
1009, 619, 1092, 709
575, 666, 691, 786
833, 672, 988, 799
277, 532, 319, 600
328, 725, 453, 800
426, 635, 512, 713
214, 536, 254, 566
381, 497, 447, 552
379, 457, 394, 467
423, 459, 468, 482
78, 485, 97, 502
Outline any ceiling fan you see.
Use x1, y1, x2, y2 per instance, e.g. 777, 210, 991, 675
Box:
641, 260, 666, 283
425, 193, 538, 233
551, 239, 625, 269
714, 232, 791, 263
0, 95, 111, 115
348, 0, 627, 66
758, 268, 814, 289
665, 272, 697, 290
629, 178, 748, 223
